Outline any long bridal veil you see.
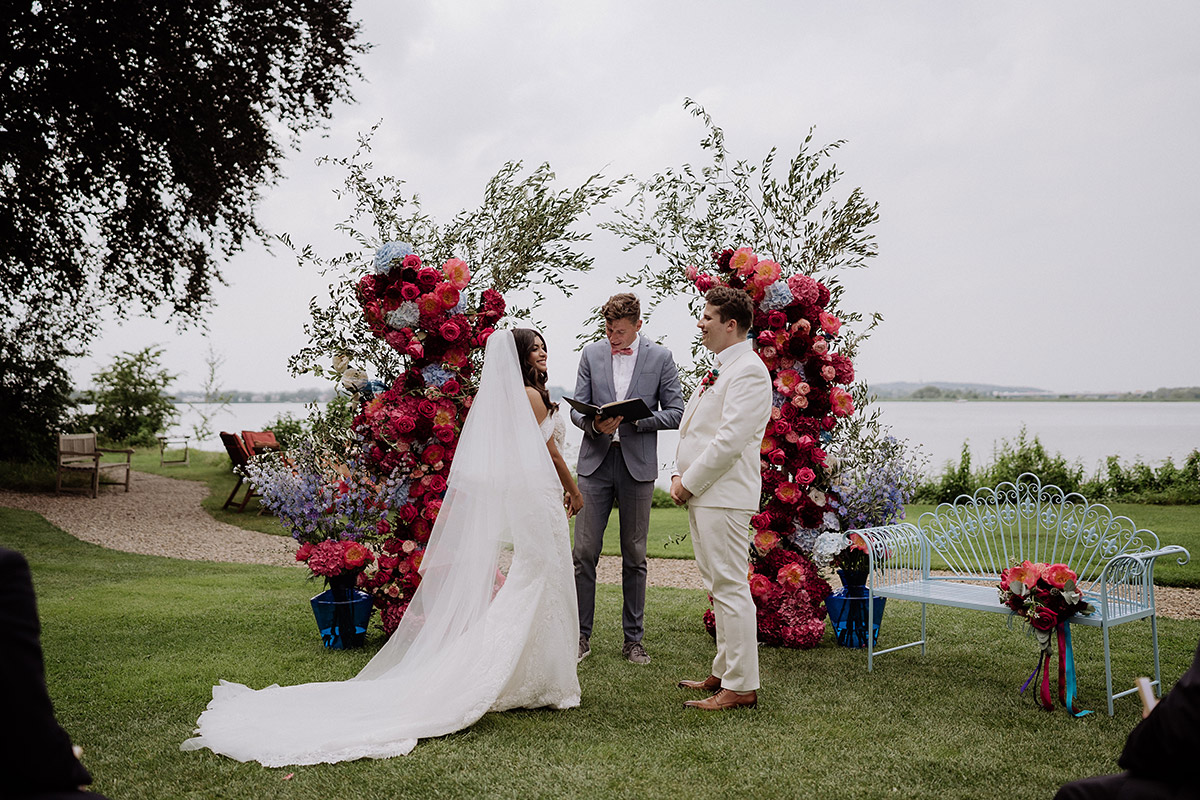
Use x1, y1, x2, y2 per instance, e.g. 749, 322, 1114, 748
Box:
182, 329, 578, 766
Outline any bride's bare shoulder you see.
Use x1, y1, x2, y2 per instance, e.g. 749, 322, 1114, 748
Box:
525, 386, 548, 423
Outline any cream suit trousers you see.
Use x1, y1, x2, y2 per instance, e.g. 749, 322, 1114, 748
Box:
688, 504, 759, 692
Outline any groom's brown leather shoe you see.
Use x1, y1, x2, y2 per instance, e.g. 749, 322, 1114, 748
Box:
677, 674, 722, 691
683, 689, 757, 710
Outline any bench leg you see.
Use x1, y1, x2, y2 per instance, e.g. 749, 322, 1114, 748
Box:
1151, 613, 1162, 700
91, 468, 99, 499
1103, 623, 1114, 717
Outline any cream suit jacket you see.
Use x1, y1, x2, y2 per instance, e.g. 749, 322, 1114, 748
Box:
676, 339, 772, 510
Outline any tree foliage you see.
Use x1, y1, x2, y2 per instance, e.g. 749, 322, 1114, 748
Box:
0, 0, 366, 338
287, 128, 625, 386
0, 322, 76, 463
81, 347, 178, 446
603, 100, 886, 473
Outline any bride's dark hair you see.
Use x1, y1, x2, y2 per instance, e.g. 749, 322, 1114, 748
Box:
512, 328, 557, 412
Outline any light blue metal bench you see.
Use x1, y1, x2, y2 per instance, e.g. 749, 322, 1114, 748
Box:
855, 473, 1191, 715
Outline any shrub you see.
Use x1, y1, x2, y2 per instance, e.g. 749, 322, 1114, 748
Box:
80, 347, 177, 446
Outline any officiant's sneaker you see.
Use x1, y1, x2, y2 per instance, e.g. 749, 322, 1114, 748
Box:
683, 689, 757, 711
622, 641, 651, 665
578, 634, 591, 663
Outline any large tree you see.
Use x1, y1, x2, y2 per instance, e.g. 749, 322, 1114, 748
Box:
0, 0, 365, 459
0, 0, 365, 338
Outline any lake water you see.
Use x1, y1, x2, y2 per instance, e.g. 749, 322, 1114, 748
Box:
174, 400, 1200, 484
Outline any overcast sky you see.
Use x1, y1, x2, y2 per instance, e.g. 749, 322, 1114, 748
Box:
71, 0, 1200, 396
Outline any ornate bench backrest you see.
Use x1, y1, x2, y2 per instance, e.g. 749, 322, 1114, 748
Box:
917, 473, 1159, 593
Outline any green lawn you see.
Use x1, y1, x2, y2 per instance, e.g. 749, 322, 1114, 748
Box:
3, 508, 1198, 799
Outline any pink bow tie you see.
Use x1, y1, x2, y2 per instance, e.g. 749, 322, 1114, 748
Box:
611, 347, 633, 356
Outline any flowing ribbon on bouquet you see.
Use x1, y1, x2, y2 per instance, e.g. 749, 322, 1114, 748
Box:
1057, 622, 1092, 717
1018, 624, 1091, 715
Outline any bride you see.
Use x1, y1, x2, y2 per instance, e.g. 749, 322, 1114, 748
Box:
182, 328, 584, 766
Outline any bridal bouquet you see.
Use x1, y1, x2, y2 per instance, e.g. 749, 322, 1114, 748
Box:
998, 561, 1093, 634
998, 560, 1095, 713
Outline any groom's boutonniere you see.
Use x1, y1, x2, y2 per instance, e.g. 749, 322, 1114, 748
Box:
699, 368, 719, 396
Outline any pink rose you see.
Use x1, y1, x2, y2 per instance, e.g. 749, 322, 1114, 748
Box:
819, 311, 842, 335
797, 467, 816, 485
442, 258, 471, 289
695, 273, 715, 292
439, 318, 464, 341
821, 365, 837, 381
811, 338, 829, 355
1044, 563, 1076, 589
830, 386, 855, 417
402, 253, 422, 269
730, 246, 759, 276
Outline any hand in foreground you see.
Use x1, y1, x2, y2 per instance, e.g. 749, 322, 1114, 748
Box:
670, 475, 692, 506
564, 490, 584, 518
593, 415, 622, 436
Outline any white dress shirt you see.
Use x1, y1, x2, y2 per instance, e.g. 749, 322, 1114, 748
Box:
610, 334, 640, 443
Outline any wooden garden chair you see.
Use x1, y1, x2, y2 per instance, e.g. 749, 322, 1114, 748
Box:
219, 432, 259, 512
241, 430, 280, 455
56, 433, 133, 498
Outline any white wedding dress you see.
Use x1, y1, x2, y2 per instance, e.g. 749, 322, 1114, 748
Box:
182, 331, 580, 766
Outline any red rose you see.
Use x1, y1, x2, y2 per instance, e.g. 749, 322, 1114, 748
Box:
400, 282, 421, 301
439, 318, 464, 341
768, 311, 787, 329
402, 253, 422, 269
376, 518, 391, 535
397, 504, 419, 524
441, 378, 461, 395
295, 542, 314, 562
1029, 605, 1059, 631
416, 266, 441, 290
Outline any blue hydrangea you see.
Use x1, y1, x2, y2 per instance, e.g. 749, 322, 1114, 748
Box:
373, 241, 414, 275
386, 301, 420, 329
760, 281, 794, 312
421, 364, 454, 388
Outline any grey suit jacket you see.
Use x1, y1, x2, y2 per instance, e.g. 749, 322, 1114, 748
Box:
571, 338, 684, 482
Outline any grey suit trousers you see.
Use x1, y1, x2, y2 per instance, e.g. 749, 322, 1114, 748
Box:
572, 444, 655, 643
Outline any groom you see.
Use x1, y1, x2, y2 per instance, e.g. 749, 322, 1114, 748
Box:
671, 286, 772, 711
571, 293, 684, 665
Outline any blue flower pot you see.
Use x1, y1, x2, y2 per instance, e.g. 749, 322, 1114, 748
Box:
825, 585, 886, 648
311, 579, 374, 649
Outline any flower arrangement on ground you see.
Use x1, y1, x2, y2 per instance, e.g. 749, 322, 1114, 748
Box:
248, 241, 504, 637
998, 560, 1095, 713
686, 245, 857, 648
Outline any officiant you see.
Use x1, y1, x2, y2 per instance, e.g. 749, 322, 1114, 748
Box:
570, 293, 684, 665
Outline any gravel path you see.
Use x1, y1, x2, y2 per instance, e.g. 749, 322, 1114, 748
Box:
2, 471, 1197, 620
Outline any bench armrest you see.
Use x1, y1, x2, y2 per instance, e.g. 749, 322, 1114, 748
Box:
856, 523, 927, 585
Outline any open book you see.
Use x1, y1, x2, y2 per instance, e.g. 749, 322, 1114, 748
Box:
562, 395, 653, 423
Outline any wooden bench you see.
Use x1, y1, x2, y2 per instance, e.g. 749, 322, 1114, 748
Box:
56, 433, 133, 498
855, 473, 1191, 715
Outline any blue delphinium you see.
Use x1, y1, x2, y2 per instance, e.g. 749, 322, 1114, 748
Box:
373, 241, 414, 275
828, 435, 921, 530
243, 441, 403, 545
